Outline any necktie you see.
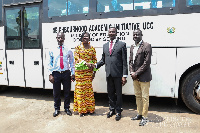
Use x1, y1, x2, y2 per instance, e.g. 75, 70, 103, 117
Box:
109, 41, 113, 55
60, 46, 64, 69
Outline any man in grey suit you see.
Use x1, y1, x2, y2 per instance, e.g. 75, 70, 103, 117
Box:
97, 27, 128, 121
129, 29, 152, 126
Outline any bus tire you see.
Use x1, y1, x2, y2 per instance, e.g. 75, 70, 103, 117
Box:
0, 85, 7, 92
181, 69, 200, 114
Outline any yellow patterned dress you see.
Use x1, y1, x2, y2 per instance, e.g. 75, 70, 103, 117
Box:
73, 44, 97, 114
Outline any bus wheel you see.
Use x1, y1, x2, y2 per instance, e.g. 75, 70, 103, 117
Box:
0, 85, 7, 92
181, 69, 200, 114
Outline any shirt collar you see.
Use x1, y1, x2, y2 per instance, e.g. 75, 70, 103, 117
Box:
57, 44, 65, 49
109, 39, 117, 43
135, 40, 143, 47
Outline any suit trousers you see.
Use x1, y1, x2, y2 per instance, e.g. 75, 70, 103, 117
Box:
133, 80, 150, 117
52, 70, 71, 110
106, 75, 123, 113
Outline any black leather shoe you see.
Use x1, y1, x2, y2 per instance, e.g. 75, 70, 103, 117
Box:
131, 114, 142, 120
53, 110, 60, 117
139, 117, 148, 126
65, 109, 72, 116
115, 113, 121, 121
107, 110, 115, 118
80, 113, 85, 117
88, 112, 95, 115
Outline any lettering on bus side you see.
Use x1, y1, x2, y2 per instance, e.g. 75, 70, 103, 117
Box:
143, 22, 154, 30
52, 22, 153, 42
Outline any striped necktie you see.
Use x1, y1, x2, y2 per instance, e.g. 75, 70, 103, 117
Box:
60, 46, 64, 69
109, 40, 113, 55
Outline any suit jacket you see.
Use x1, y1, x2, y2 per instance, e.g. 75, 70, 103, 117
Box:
129, 41, 152, 82
97, 40, 128, 77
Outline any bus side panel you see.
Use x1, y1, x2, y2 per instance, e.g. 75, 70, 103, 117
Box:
43, 48, 52, 89
6, 50, 25, 87
0, 50, 8, 86
24, 49, 43, 88
175, 47, 200, 98
149, 48, 176, 97
0, 27, 8, 85
92, 47, 107, 93
43, 23, 56, 89
143, 14, 200, 47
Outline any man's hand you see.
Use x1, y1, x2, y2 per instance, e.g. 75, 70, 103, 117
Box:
86, 63, 95, 70
49, 74, 54, 83
71, 74, 75, 82
121, 77, 127, 86
131, 72, 137, 80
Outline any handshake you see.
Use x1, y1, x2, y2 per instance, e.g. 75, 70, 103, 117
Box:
85, 63, 96, 70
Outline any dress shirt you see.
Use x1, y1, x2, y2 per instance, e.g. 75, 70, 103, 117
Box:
109, 39, 117, 50
133, 40, 142, 61
48, 44, 75, 75
131, 40, 142, 75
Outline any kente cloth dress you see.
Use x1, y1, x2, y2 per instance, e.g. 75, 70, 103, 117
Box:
73, 44, 97, 114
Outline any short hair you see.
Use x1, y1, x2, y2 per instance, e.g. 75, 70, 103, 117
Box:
134, 28, 143, 36
80, 31, 90, 42
57, 32, 65, 38
109, 27, 117, 33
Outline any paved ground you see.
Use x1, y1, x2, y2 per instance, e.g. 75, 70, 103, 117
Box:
0, 87, 199, 133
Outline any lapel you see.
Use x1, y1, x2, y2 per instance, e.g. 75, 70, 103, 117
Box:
105, 42, 110, 55
135, 41, 144, 60
110, 40, 118, 56
130, 44, 134, 61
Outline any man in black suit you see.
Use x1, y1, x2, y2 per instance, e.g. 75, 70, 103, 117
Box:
97, 27, 128, 121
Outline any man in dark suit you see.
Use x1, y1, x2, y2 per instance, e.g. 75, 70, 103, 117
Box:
129, 29, 152, 126
97, 27, 128, 121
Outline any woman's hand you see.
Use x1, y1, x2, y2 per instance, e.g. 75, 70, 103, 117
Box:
86, 63, 95, 70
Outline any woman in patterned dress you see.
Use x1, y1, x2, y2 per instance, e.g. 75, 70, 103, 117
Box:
73, 32, 97, 117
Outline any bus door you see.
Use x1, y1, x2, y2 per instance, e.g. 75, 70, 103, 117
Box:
5, 4, 43, 88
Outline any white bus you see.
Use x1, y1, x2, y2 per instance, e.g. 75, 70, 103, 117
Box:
0, 0, 200, 114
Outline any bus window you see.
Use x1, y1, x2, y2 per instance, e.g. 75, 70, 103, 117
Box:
97, 0, 133, 12
68, 0, 89, 15
24, 6, 40, 48
134, 0, 175, 10
6, 8, 22, 49
48, 0, 89, 17
187, 0, 200, 6
48, 0, 67, 17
